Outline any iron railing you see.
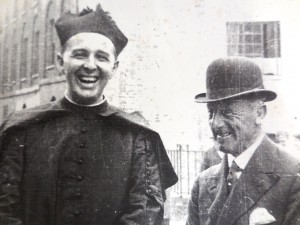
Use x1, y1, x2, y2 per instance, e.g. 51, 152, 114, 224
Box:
167, 145, 204, 196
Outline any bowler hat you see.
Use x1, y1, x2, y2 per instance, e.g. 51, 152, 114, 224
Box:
195, 57, 277, 103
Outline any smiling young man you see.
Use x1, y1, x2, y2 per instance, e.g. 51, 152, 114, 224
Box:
186, 57, 300, 225
0, 5, 177, 225
58, 32, 119, 105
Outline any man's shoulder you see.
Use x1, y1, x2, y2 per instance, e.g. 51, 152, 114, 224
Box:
197, 163, 222, 181
109, 107, 158, 136
191, 163, 222, 193
257, 137, 300, 174
0, 102, 67, 133
274, 146, 300, 172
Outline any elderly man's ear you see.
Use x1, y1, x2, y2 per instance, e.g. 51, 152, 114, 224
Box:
57, 54, 65, 75
256, 105, 267, 125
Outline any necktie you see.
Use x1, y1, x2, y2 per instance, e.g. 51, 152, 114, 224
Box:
227, 160, 242, 193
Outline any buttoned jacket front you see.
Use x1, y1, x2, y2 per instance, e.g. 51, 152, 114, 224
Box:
0, 98, 178, 225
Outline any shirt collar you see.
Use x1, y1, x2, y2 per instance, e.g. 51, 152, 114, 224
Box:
61, 95, 119, 117
228, 133, 264, 169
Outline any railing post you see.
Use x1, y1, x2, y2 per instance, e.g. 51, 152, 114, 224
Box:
178, 144, 182, 196
186, 145, 190, 195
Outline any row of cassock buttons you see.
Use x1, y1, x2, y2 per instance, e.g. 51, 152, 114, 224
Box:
68, 127, 87, 222
145, 139, 152, 195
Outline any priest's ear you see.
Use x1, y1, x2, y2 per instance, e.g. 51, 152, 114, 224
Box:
110, 61, 119, 78
57, 53, 65, 75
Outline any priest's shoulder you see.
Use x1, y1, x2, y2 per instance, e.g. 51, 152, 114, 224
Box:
0, 102, 67, 132
110, 107, 158, 135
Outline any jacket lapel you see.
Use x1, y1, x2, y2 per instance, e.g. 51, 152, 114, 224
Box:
208, 155, 229, 224
216, 137, 280, 225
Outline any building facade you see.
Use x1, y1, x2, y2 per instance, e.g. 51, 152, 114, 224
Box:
1, 0, 300, 151
0, 0, 78, 121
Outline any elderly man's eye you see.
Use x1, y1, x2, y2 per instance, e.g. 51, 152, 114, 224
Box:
222, 109, 234, 116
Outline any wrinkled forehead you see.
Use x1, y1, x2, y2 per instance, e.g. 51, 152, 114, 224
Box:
63, 32, 116, 55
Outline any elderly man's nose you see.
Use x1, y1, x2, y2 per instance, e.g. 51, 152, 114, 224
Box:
210, 111, 225, 129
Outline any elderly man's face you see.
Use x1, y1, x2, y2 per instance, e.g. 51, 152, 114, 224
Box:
58, 32, 118, 105
208, 98, 265, 157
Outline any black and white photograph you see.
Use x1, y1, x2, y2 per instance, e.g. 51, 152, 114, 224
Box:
0, 0, 300, 224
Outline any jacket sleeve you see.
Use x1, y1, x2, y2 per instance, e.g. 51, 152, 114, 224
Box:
283, 164, 300, 225
117, 131, 177, 225
0, 128, 25, 225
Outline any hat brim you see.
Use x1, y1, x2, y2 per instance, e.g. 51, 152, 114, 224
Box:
195, 89, 277, 103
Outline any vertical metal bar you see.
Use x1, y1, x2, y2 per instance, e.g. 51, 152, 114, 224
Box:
194, 151, 197, 175
187, 146, 190, 194
177, 147, 180, 194
172, 151, 177, 193
179, 146, 182, 196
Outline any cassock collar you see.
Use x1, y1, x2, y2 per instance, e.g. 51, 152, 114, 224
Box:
64, 93, 106, 107
60, 96, 118, 117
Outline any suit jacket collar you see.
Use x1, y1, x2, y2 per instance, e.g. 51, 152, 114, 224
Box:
215, 136, 280, 225
208, 154, 229, 224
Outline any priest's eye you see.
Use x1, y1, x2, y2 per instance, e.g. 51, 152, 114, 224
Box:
72, 50, 88, 59
73, 54, 87, 59
96, 56, 109, 62
95, 53, 109, 62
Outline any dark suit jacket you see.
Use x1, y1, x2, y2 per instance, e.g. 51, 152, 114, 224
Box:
0, 98, 178, 225
187, 136, 300, 225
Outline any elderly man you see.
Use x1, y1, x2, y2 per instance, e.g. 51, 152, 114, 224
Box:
0, 5, 177, 225
186, 57, 300, 225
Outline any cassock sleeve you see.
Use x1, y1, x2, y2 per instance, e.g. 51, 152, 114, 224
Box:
0, 127, 25, 225
117, 131, 177, 225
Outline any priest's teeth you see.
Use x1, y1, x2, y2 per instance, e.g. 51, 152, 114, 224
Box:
79, 77, 97, 82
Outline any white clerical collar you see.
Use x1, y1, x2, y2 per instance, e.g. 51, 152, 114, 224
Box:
228, 133, 264, 170
64, 92, 106, 107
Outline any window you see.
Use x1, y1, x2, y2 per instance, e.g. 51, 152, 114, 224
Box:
20, 38, 28, 80
10, 30, 17, 85
45, 2, 55, 68
226, 21, 280, 58
32, 16, 39, 76
3, 105, 9, 119
20, 23, 28, 81
32, 31, 40, 74
3, 47, 9, 91
11, 43, 18, 84
3, 36, 9, 92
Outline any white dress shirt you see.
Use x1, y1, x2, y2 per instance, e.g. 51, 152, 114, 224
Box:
228, 134, 264, 178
